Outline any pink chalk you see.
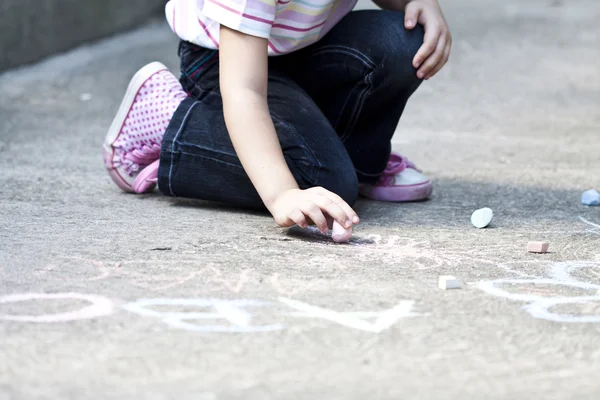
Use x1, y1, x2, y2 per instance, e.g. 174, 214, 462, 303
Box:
331, 221, 352, 243
527, 241, 549, 253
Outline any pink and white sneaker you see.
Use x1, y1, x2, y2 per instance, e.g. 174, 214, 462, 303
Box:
359, 152, 433, 202
103, 62, 187, 193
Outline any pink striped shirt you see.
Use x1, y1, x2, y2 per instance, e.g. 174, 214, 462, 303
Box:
165, 0, 358, 55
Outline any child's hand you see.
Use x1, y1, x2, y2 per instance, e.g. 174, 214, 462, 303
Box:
268, 187, 359, 234
404, 0, 452, 80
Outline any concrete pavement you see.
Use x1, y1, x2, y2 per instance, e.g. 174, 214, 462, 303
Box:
1, 0, 599, 399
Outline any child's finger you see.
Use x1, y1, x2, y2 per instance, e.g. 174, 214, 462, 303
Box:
315, 197, 352, 229
417, 33, 446, 78
404, 2, 422, 29
424, 39, 451, 80
288, 209, 308, 229
413, 23, 441, 69
300, 202, 328, 233
316, 188, 359, 224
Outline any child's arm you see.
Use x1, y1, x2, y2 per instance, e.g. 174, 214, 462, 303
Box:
219, 26, 359, 233
373, 0, 452, 80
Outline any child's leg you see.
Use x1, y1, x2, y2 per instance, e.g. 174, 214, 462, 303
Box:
274, 10, 426, 191
156, 44, 358, 208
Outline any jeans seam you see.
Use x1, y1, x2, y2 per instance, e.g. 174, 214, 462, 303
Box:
340, 70, 373, 143
176, 149, 250, 176
355, 166, 384, 177
271, 114, 322, 186
310, 45, 377, 69
308, 45, 377, 143
168, 101, 200, 196
178, 142, 238, 159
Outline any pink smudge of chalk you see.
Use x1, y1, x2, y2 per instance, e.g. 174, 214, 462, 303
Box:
331, 221, 352, 243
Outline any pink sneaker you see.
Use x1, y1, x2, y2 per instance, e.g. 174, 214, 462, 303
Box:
103, 62, 187, 193
359, 152, 433, 202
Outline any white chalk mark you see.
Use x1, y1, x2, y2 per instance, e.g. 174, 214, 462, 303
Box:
366, 234, 382, 245
213, 302, 252, 326
161, 318, 283, 333
523, 296, 600, 323
476, 278, 600, 303
280, 297, 419, 333
579, 216, 600, 230
124, 298, 221, 319
124, 298, 284, 333
0, 293, 114, 323
476, 260, 600, 323
549, 261, 600, 282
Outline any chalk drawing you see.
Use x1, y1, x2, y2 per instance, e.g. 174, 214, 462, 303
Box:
126, 270, 208, 292
579, 216, 600, 230
578, 216, 600, 236
35, 257, 121, 282
523, 296, 600, 323
269, 273, 321, 296
475, 261, 600, 323
70, 257, 113, 281
123, 298, 285, 333
350, 235, 446, 271
0, 293, 114, 323
210, 266, 251, 294
122, 297, 423, 333
112, 260, 212, 292
280, 297, 421, 333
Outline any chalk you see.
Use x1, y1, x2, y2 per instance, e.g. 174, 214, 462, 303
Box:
581, 189, 600, 206
527, 241, 549, 253
331, 220, 352, 243
471, 207, 493, 228
439, 276, 461, 290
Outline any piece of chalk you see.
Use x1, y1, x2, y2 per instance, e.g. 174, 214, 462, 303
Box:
439, 275, 461, 290
527, 241, 549, 253
471, 207, 493, 228
331, 220, 352, 243
581, 189, 600, 206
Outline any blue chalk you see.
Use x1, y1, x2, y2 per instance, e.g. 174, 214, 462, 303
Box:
581, 189, 600, 206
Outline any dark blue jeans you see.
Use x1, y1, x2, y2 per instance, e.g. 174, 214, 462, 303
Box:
158, 10, 424, 208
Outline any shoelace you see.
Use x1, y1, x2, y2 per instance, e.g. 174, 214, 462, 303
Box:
377, 152, 419, 185
121, 142, 161, 174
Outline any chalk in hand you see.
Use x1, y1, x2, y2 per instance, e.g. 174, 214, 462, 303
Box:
527, 241, 549, 253
471, 207, 493, 228
331, 220, 352, 243
438, 275, 461, 290
581, 189, 600, 206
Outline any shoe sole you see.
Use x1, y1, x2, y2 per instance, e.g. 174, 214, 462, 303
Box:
360, 181, 433, 202
103, 62, 168, 193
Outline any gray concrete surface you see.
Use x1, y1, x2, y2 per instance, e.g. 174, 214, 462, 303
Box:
0, 0, 165, 72
1, 0, 600, 399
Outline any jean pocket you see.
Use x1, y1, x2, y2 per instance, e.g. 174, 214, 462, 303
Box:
179, 41, 220, 95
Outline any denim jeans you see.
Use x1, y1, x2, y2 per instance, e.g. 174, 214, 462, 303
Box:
158, 10, 424, 208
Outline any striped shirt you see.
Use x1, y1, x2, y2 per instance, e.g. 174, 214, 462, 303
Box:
165, 0, 358, 55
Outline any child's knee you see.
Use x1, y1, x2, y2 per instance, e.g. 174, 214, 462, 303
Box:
378, 13, 424, 77
324, 169, 359, 206
348, 11, 424, 87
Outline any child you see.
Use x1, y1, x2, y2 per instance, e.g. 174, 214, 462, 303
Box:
103, 0, 451, 238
